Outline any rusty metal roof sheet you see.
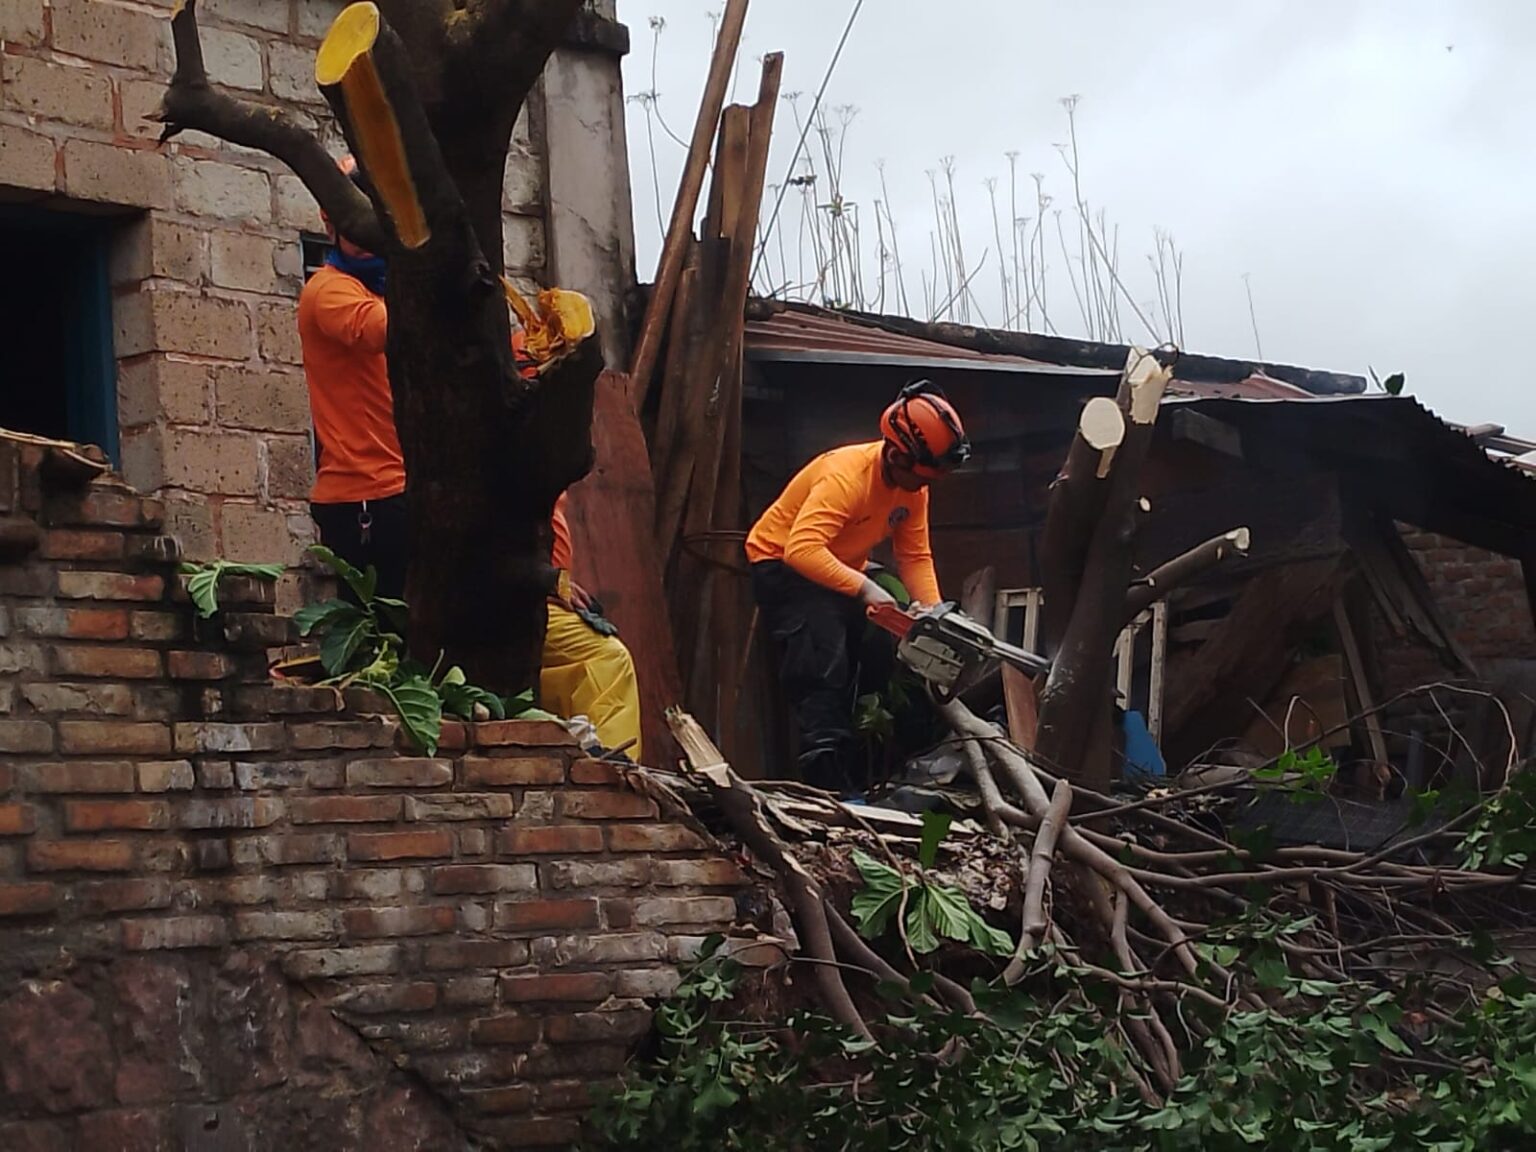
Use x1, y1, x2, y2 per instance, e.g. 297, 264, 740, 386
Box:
744, 305, 1315, 399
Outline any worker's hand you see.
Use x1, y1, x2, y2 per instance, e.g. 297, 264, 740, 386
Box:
858, 578, 898, 609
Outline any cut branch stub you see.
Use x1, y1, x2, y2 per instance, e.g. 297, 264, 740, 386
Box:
317, 2, 431, 249
1081, 396, 1126, 479
1123, 526, 1250, 626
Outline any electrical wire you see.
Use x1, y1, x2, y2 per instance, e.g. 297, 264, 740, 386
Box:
750, 0, 867, 288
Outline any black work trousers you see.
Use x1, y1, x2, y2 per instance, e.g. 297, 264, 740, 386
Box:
310, 494, 410, 603
750, 560, 894, 793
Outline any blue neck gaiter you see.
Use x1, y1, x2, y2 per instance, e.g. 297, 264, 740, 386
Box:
326, 247, 387, 297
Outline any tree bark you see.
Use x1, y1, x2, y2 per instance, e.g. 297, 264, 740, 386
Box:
1036, 350, 1172, 788
161, 0, 598, 697
1122, 527, 1250, 626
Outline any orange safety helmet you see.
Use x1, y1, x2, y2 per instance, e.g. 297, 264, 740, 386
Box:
880, 380, 971, 479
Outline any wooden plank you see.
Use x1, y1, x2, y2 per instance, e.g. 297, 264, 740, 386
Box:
1002, 663, 1040, 752
648, 242, 699, 475
629, 0, 749, 404
565, 369, 684, 765
1333, 592, 1390, 766
961, 566, 996, 618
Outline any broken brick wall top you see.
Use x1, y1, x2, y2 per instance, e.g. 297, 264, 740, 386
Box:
0, 440, 744, 1151
1, 0, 633, 569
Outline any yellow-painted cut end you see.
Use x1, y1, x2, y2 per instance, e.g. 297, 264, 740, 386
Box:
316, 2, 381, 87
503, 281, 596, 367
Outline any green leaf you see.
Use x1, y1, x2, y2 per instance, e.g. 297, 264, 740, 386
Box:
1361, 1012, 1411, 1055
1383, 372, 1405, 395
319, 615, 374, 678
307, 544, 377, 603
184, 566, 221, 619
380, 675, 442, 756
908, 880, 1013, 956
918, 811, 952, 870
849, 848, 906, 940
691, 1078, 739, 1117
292, 598, 362, 638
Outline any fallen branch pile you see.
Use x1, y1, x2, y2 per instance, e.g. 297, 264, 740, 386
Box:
659, 683, 1536, 1099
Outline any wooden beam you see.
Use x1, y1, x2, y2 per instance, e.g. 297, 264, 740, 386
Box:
1333, 591, 1390, 768
628, 0, 749, 405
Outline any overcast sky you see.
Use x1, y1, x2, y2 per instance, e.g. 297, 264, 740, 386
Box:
619, 0, 1535, 431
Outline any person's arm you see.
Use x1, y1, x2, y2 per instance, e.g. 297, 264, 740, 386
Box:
893, 491, 942, 606
782, 474, 873, 599
314, 275, 389, 355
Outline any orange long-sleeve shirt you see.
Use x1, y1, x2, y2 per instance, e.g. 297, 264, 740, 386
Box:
745, 441, 941, 604
298, 265, 406, 504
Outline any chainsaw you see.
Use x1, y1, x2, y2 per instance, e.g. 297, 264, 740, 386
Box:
867, 601, 1051, 702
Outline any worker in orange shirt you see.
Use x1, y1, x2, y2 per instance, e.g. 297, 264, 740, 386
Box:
298, 156, 406, 598
744, 381, 970, 792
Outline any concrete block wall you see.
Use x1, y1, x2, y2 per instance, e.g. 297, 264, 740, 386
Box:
0, 439, 745, 1150
0, 0, 550, 568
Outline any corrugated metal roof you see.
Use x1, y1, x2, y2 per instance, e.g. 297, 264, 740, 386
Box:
743, 306, 1314, 400
744, 309, 1108, 377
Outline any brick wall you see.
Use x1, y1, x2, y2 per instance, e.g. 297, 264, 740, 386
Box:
1374, 529, 1536, 768
0, 438, 745, 1150
0, 0, 548, 567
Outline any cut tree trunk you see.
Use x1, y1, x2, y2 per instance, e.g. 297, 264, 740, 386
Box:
160, 0, 599, 697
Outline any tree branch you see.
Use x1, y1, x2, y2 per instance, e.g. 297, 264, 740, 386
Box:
155, 0, 384, 252
447, 0, 586, 105
1122, 526, 1251, 626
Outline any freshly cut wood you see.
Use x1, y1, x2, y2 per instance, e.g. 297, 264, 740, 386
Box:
1001, 663, 1040, 752
630, 0, 750, 404
1123, 526, 1251, 625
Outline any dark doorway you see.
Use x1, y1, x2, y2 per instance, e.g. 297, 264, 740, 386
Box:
0, 209, 119, 462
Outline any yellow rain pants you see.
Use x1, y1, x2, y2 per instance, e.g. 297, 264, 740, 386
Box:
539, 601, 643, 761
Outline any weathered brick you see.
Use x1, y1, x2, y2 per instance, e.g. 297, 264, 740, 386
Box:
130, 761, 193, 796
493, 898, 599, 932
176, 797, 284, 830
173, 722, 285, 753
524, 1045, 629, 1080
160, 425, 259, 492
0, 0, 46, 44
348, 830, 454, 861
531, 932, 667, 967
19, 761, 136, 793
291, 719, 397, 750
616, 968, 682, 999
559, 789, 657, 820
653, 859, 748, 887
233, 910, 341, 941
63, 800, 171, 832
197, 760, 236, 789
404, 793, 515, 822
39, 529, 122, 561
233, 685, 337, 716
55, 571, 165, 602
540, 858, 653, 889
569, 758, 626, 785
289, 795, 402, 825
14, 605, 128, 641
332, 868, 421, 901
1, 54, 113, 129
631, 896, 739, 928
209, 365, 310, 435
500, 972, 612, 1003
282, 946, 402, 982
61, 139, 171, 209
198, 24, 264, 89
75, 1109, 170, 1150
235, 759, 343, 790
0, 720, 53, 753
52, 645, 162, 679
231, 833, 343, 867
265, 435, 316, 500
0, 121, 55, 192
607, 823, 711, 853
167, 651, 233, 681
344, 905, 455, 938
255, 299, 302, 363
128, 612, 183, 643
209, 231, 278, 294
122, 916, 229, 951
442, 976, 498, 1007
547, 1010, 654, 1045
27, 839, 135, 872
496, 825, 603, 856
0, 803, 37, 835
334, 982, 438, 1015
267, 35, 322, 101
174, 159, 271, 222
423, 940, 528, 971
460, 754, 565, 786
274, 171, 323, 231
0, 881, 57, 917
75, 878, 172, 914
58, 721, 170, 756
469, 1014, 541, 1046
55, 487, 161, 528
53, 0, 166, 68
431, 864, 537, 895
458, 828, 490, 856
346, 758, 453, 788
0, 641, 47, 674
472, 720, 575, 748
